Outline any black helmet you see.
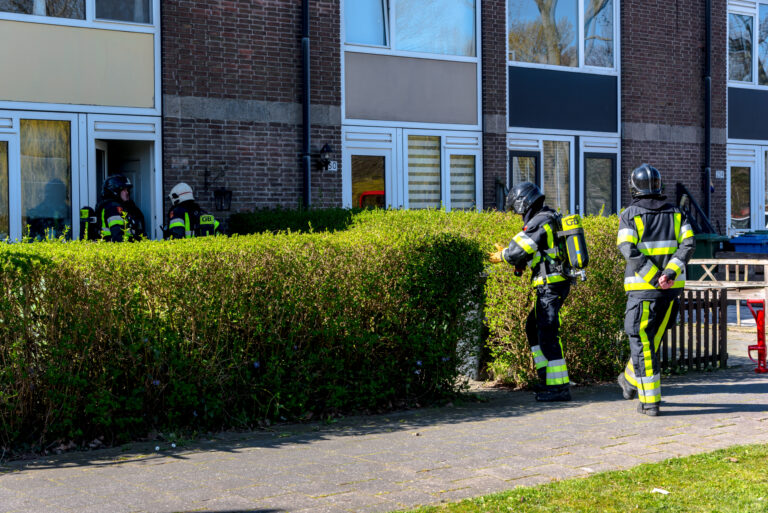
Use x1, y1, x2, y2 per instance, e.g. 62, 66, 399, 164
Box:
629, 164, 663, 198
505, 181, 544, 214
102, 174, 132, 200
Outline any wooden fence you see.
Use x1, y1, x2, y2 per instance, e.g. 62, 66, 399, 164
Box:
660, 288, 728, 372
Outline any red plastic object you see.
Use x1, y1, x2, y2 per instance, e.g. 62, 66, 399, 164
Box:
745, 300, 768, 373
359, 190, 385, 208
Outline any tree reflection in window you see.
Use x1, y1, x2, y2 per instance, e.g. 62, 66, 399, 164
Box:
585, 0, 613, 67
0, 0, 84, 19
508, 0, 578, 66
729, 13, 753, 82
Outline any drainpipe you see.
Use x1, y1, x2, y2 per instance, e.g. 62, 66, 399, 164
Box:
301, 0, 311, 208
704, 0, 712, 222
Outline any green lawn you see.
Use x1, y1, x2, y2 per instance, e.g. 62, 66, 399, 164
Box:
395, 444, 768, 513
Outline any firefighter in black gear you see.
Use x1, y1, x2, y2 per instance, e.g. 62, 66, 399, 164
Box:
617, 164, 695, 416
165, 182, 220, 239
489, 182, 572, 402
96, 175, 144, 242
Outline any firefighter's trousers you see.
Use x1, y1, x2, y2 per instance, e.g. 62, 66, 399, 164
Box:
623, 293, 679, 406
526, 281, 571, 386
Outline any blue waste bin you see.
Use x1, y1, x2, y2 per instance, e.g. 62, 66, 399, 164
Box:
730, 233, 768, 254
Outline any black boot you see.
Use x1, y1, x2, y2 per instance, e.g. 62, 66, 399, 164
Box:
617, 372, 637, 400
536, 384, 571, 402
533, 368, 547, 392
637, 402, 660, 416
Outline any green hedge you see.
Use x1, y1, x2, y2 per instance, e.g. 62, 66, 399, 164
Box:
0, 209, 629, 451
228, 207, 361, 235
0, 227, 483, 450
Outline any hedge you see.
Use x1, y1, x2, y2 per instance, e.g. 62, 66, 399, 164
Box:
0, 227, 483, 450
228, 207, 361, 235
0, 208, 629, 452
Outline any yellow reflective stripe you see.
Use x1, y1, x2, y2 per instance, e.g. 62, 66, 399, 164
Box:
543, 223, 554, 250
666, 257, 684, 277
574, 235, 583, 267
681, 229, 694, 240
641, 265, 659, 283
531, 345, 547, 369
184, 212, 193, 238
617, 228, 638, 245
654, 300, 676, 351
639, 302, 653, 377
107, 216, 124, 228
624, 362, 639, 387
639, 246, 677, 256
634, 216, 645, 243
674, 213, 682, 243
512, 232, 537, 254
533, 274, 568, 286
168, 219, 185, 229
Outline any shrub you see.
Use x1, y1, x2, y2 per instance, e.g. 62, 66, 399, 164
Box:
228, 207, 362, 235
0, 227, 483, 450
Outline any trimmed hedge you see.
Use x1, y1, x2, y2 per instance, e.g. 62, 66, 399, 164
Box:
0, 227, 483, 450
228, 207, 361, 235
0, 208, 629, 451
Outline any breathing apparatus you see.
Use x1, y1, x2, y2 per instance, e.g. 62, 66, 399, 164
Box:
556, 214, 590, 282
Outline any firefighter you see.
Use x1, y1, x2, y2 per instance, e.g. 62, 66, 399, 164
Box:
617, 164, 695, 416
96, 174, 143, 242
165, 183, 220, 239
489, 182, 572, 402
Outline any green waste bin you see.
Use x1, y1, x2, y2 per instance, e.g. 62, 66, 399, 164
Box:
688, 233, 729, 280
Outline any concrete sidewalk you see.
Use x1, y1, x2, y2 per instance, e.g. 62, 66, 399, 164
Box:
1, 331, 767, 513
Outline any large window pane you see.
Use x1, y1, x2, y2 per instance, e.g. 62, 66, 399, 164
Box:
21, 120, 72, 240
408, 135, 441, 209
729, 13, 753, 82
450, 154, 475, 210
585, 0, 613, 67
351, 155, 386, 208
759, 6, 768, 85
396, 0, 476, 56
542, 141, 570, 214
0, 0, 84, 19
96, 0, 150, 24
508, 0, 577, 66
345, 0, 386, 46
730, 166, 751, 230
584, 156, 615, 216
0, 142, 8, 239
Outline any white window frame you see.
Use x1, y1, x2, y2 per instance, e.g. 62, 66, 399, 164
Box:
726, 0, 768, 90
580, 136, 620, 215
506, 0, 620, 75
341, 0, 482, 132
342, 126, 483, 211
0, 111, 82, 241
726, 144, 766, 234
0, 0, 161, 117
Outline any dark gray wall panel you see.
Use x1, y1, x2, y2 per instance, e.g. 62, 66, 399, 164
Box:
508, 67, 617, 133
728, 87, 768, 140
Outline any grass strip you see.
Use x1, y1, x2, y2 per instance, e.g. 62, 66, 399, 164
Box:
396, 443, 768, 513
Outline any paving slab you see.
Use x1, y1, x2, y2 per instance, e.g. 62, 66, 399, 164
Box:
1, 328, 767, 513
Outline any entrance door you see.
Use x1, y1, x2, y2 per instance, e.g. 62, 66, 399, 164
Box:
583, 153, 617, 216
727, 145, 762, 234
0, 135, 13, 240
88, 116, 162, 239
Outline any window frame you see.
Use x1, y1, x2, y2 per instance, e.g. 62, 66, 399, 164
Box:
506, 0, 619, 76
341, 0, 480, 62
0, 0, 157, 30
727, 1, 768, 90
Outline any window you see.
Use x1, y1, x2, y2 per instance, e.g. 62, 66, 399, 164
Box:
508, 0, 615, 69
407, 135, 441, 209
0, 0, 153, 25
352, 155, 386, 208
584, 154, 616, 216
96, 0, 151, 24
344, 0, 477, 57
728, 3, 768, 86
449, 154, 476, 210
731, 166, 752, 230
0, 141, 8, 239
542, 141, 570, 214
0, 0, 84, 19
20, 119, 72, 240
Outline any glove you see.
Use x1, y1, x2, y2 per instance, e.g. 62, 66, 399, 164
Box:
488, 243, 505, 264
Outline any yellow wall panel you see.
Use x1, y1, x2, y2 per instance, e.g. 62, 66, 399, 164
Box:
0, 20, 154, 108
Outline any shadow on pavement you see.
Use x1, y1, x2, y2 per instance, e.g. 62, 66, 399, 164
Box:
3, 366, 765, 472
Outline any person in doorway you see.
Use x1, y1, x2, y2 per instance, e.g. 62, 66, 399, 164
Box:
165, 183, 220, 239
96, 174, 143, 242
489, 182, 572, 402
616, 164, 695, 416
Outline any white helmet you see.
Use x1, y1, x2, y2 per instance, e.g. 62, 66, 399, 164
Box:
169, 182, 194, 206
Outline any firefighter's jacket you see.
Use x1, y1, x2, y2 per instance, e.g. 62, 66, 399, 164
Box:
167, 200, 220, 239
617, 197, 696, 295
97, 199, 141, 242
502, 206, 569, 287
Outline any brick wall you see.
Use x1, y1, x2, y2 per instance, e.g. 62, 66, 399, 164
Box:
481, 0, 508, 209
621, 0, 727, 231
161, 0, 341, 227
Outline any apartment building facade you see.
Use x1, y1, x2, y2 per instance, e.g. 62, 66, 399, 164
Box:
0, 0, 747, 238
